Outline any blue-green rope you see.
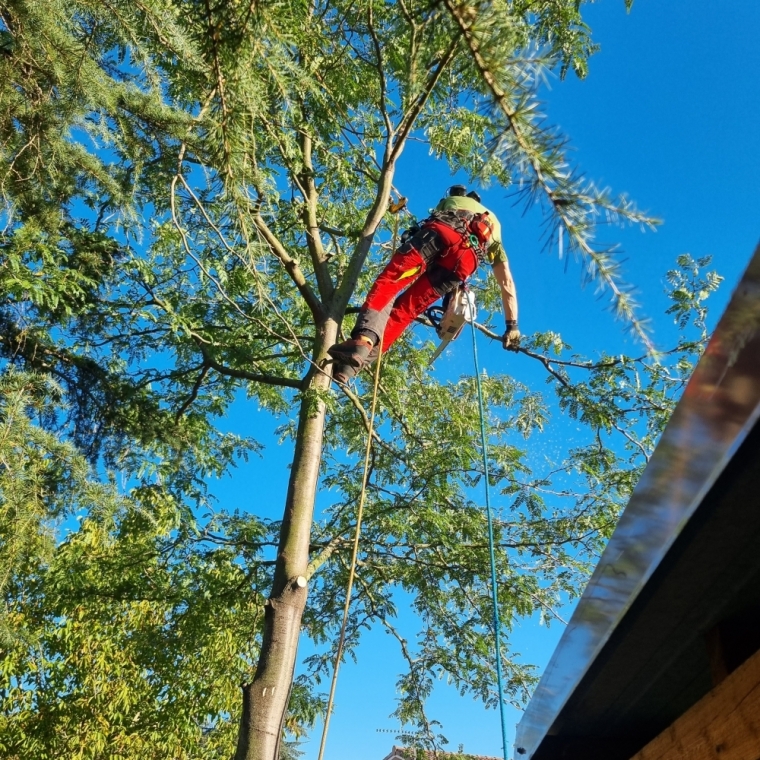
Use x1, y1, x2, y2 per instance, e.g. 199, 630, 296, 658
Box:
469, 318, 510, 760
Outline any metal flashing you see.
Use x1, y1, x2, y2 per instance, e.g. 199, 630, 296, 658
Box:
514, 243, 760, 758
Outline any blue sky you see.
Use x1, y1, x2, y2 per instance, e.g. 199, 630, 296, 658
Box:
210, 2, 760, 758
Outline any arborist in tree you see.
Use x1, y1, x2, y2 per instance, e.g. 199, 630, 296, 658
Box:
328, 185, 520, 383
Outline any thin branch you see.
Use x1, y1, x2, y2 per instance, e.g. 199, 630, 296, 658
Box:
318, 224, 349, 238
252, 210, 325, 322
390, 33, 461, 163
195, 340, 304, 389
473, 321, 571, 386
611, 421, 651, 462
306, 535, 350, 580
297, 128, 335, 302
204, 0, 232, 175
367, 3, 393, 136
174, 363, 210, 421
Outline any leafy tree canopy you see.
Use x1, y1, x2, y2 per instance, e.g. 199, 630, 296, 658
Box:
0, 0, 721, 756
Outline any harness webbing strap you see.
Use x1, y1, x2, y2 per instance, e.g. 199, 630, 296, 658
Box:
428, 209, 491, 263
469, 318, 510, 760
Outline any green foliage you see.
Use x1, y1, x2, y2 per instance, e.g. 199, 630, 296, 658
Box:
0, 371, 319, 758
666, 254, 723, 340
0, 372, 122, 619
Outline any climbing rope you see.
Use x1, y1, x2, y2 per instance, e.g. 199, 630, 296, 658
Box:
469, 318, 510, 760
318, 198, 406, 760
316, 335, 384, 760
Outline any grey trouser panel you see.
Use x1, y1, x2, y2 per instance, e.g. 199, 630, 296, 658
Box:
353, 299, 394, 342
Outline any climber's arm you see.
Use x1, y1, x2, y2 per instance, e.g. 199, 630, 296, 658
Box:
492, 257, 520, 351
492, 258, 518, 325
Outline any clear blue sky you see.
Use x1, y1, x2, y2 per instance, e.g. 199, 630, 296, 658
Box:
211, 2, 760, 758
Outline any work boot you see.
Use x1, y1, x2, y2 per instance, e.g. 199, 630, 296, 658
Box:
327, 336, 374, 369
333, 343, 381, 385
361, 342, 380, 372
332, 363, 358, 385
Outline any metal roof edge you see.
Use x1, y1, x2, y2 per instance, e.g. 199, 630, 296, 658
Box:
514, 242, 760, 758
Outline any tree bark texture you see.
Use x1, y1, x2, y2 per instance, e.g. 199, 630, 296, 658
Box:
235, 319, 339, 760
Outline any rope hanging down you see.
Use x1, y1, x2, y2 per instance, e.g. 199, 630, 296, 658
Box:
318, 199, 405, 760
317, 327, 510, 759
469, 318, 510, 760
316, 334, 384, 760
316, 301, 508, 760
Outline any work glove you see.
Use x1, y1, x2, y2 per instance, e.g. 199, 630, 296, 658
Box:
502, 323, 520, 351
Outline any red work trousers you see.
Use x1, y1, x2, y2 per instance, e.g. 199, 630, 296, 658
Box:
357, 221, 479, 352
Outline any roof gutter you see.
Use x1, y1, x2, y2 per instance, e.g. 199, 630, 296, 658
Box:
515, 243, 760, 758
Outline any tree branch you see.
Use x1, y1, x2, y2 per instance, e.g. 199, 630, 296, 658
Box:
391, 32, 461, 163
473, 321, 572, 386
195, 340, 304, 389
367, 3, 393, 136
297, 129, 335, 302
251, 210, 325, 322
174, 363, 210, 421
306, 534, 350, 580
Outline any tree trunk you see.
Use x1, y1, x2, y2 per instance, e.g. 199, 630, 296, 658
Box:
234, 319, 339, 760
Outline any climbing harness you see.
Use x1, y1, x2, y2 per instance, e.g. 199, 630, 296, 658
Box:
426, 284, 477, 365
470, 317, 510, 760
428, 208, 495, 263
